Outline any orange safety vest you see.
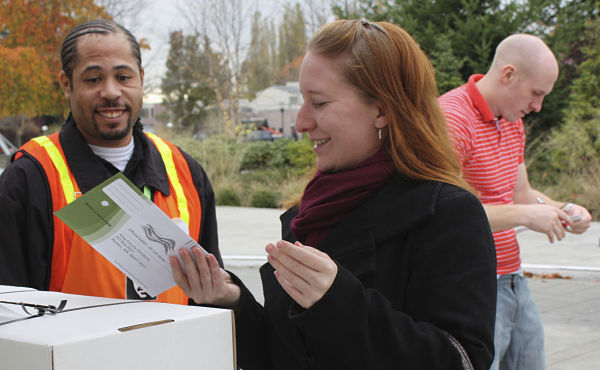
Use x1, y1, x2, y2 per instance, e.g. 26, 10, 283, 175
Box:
16, 132, 201, 304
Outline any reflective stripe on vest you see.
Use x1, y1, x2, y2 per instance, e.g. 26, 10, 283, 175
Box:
20, 133, 200, 304
145, 132, 190, 227
31, 136, 77, 204
33, 133, 191, 227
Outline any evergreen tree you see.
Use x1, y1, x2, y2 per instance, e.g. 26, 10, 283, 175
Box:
332, 0, 600, 138
269, 22, 279, 75
243, 11, 277, 99
278, 3, 307, 82
428, 32, 465, 95
334, 0, 533, 85
528, 0, 600, 136
529, 17, 600, 186
161, 31, 216, 132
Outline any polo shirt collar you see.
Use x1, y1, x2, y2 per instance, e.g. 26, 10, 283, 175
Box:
59, 114, 171, 196
466, 74, 497, 123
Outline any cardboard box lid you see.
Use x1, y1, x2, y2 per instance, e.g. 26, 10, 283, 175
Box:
0, 288, 236, 370
0, 285, 36, 294
0, 290, 230, 345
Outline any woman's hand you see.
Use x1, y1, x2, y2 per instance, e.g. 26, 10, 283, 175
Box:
266, 240, 337, 309
170, 247, 241, 308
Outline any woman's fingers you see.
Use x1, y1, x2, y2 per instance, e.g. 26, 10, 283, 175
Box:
276, 240, 326, 271
172, 248, 216, 302
191, 247, 214, 295
266, 240, 338, 309
170, 247, 241, 307
206, 252, 225, 292
273, 269, 309, 307
278, 241, 338, 291
267, 250, 311, 290
169, 255, 190, 292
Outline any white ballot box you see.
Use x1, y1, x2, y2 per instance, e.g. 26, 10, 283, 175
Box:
0, 286, 236, 370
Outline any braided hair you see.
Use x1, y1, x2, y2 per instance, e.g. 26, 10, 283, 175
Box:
60, 19, 142, 81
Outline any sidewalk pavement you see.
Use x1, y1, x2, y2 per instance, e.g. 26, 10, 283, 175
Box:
215, 206, 600, 369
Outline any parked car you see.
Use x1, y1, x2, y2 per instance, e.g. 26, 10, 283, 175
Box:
0, 132, 17, 171
245, 129, 293, 142
246, 130, 276, 142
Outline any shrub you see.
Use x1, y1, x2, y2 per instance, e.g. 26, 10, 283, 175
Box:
216, 186, 242, 206
240, 138, 314, 171
526, 21, 600, 219
278, 168, 315, 208
249, 188, 279, 208
286, 138, 315, 168
268, 139, 294, 168
169, 132, 315, 209
174, 134, 245, 181
241, 141, 274, 170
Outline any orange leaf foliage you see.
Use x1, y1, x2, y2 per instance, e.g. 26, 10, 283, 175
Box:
277, 55, 304, 85
523, 271, 573, 279
0, 0, 111, 117
0, 46, 55, 116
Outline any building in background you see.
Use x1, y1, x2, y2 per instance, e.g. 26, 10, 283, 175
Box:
141, 91, 169, 133
242, 82, 302, 137
142, 83, 303, 139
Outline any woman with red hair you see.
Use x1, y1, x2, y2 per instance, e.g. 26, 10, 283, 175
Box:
171, 19, 496, 370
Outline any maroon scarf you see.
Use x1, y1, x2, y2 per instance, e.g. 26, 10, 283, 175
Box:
290, 149, 396, 247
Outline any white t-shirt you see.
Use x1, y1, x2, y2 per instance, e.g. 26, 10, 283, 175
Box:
88, 138, 135, 172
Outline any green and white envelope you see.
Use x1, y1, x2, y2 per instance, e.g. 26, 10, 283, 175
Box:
55, 173, 204, 297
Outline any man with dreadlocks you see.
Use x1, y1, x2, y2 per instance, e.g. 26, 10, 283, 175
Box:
0, 19, 221, 304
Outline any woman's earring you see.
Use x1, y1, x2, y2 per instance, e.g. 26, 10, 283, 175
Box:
378, 127, 382, 140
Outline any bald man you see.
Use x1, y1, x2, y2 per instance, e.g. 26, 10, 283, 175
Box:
439, 34, 592, 370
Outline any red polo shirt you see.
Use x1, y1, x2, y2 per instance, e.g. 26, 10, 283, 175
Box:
439, 74, 525, 275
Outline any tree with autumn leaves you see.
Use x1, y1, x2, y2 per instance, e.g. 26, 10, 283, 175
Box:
0, 0, 109, 119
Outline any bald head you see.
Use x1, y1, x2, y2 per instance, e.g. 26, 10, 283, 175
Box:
477, 34, 559, 122
489, 34, 558, 81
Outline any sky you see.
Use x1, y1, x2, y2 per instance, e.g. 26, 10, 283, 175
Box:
125, 1, 186, 90
116, 0, 300, 91
120, 0, 310, 92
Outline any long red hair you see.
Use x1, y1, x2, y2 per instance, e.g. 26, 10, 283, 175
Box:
308, 19, 470, 191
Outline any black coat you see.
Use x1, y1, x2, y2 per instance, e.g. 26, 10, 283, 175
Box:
232, 175, 496, 370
